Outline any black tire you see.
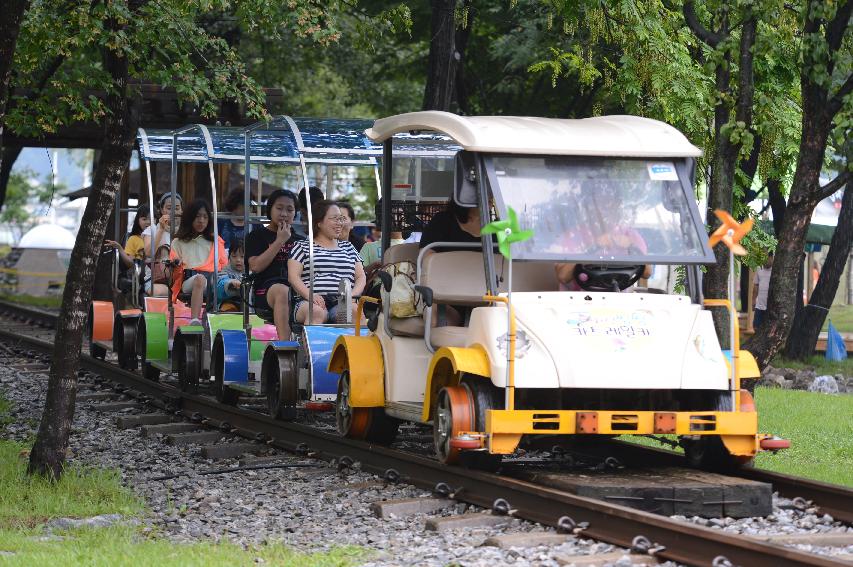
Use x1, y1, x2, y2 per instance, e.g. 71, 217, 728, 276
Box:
90, 341, 107, 361
210, 334, 239, 406
459, 375, 503, 472
682, 435, 752, 472
263, 348, 298, 420
175, 336, 200, 393
113, 316, 138, 370
364, 408, 400, 445
143, 362, 159, 382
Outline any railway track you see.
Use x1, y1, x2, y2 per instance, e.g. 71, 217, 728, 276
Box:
0, 299, 850, 567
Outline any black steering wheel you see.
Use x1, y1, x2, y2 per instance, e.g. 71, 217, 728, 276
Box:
574, 264, 646, 292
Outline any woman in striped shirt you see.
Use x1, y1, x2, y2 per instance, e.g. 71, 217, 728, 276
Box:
288, 200, 365, 324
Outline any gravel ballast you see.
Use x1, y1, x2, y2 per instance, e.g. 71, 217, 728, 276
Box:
0, 342, 850, 565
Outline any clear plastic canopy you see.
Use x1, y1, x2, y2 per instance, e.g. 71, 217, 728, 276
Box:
137, 117, 461, 165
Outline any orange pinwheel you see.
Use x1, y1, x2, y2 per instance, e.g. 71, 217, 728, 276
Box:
709, 210, 753, 256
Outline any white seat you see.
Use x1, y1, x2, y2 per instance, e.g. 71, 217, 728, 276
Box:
430, 326, 468, 348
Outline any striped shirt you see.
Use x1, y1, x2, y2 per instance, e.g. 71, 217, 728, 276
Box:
290, 239, 361, 295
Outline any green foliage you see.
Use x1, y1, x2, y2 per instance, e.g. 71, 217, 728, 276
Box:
0, 169, 56, 241
6, 0, 344, 139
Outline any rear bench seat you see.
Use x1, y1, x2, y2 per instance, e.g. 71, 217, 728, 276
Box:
383, 246, 558, 350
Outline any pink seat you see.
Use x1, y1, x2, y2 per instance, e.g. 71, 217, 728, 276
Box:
251, 324, 279, 341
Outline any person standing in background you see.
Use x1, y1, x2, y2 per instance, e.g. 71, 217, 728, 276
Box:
753, 252, 774, 328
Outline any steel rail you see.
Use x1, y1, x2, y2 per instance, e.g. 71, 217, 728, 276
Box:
0, 301, 848, 567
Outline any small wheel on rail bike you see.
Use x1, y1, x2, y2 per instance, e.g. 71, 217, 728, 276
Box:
210, 335, 239, 406
263, 347, 298, 420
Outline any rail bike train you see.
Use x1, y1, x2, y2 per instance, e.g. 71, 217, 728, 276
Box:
89, 111, 788, 472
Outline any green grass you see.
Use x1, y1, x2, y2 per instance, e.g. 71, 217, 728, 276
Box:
0, 439, 365, 565
752, 387, 852, 486
0, 441, 144, 530
822, 304, 853, 333
621, 387, 853, 487
0, 527, 365, 567
0, 294, 62, 310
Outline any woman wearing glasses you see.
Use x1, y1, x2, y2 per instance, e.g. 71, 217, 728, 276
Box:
288, 200, 366, 325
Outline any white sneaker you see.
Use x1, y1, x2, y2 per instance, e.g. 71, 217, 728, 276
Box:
189, 318, 202, 326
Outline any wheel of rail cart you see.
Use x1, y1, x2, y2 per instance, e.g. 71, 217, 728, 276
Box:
434, 385, 473, 465
86, 307, 107, 360
175, 336, 200, 394
336, 370, 371, 439
210, 334, 240, 406
682, 391, 753, 471
458, 376, 503, 471
89, 340, 107, 360
113, 315, 138, 371
334, 370, 399, 444
682, 436, 750, 472
263, 347, 298, 420
142, 362, 159, 382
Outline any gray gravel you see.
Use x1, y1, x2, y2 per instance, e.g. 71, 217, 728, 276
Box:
0, 340, 850, 565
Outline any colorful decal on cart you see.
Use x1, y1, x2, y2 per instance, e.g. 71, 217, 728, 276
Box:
647, 162, 679, 181
565, 309, 657, 351
497, 329, 531, 359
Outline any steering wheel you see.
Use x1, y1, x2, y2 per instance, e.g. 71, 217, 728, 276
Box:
574, 264, 646, 292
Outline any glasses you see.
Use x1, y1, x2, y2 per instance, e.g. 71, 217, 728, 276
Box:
327, 216, 347, 224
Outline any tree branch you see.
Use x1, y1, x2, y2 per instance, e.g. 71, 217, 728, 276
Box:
815, 171, 851, 202
683, 1, 726, 47
826, 0, 852, 54
828, 73, 853, 115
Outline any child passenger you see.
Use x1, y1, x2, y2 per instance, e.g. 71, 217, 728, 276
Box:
170, 199, 227, 325
217, 242, 244, 312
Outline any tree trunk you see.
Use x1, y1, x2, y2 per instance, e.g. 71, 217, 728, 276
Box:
0, 0, 31, 200
28, 39, 138, 479
783, 181, 852, 359
0, 145, 22, 211
423, 0, 458, 111
744, 0, 851, 368
744, 114, 832, 367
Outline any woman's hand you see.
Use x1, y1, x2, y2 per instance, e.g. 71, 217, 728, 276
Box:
159, 213, 171, 230
104, 239, 121, 250
312, 294, 326, 308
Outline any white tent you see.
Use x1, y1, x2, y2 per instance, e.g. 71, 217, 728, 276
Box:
13, 224, 74, 296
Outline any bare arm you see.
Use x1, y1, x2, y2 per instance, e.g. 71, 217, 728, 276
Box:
105, 240, 133, 269
287, 259, 310, 300
555, 263, 576, 285
352, 260, 366, 296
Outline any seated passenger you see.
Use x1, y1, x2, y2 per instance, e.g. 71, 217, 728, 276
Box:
104, 206, 150, 269
170, 199, 227, 325
288, 200, 366, 325
218, 187, 249, 252
419, 201, 482, 253
216, 242, 244, 312
143, 193, 182, 259
245, 189, 302, 340
418, 201, 484, 327
360, 199, 405, 269
337, 201, 365, 251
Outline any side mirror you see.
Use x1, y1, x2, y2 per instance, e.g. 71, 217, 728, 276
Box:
454, 151, 479, 207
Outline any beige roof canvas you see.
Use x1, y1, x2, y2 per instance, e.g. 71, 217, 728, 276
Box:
365, 111, 702, 158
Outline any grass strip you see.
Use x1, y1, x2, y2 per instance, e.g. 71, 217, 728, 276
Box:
0, 526, 364, 567
0, 437, 365, 565
621, 387, 852, 487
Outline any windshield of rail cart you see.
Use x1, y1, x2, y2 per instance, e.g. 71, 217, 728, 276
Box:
488, 156, 711, 263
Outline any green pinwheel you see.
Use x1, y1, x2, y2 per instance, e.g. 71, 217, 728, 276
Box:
480, 206, 534, 259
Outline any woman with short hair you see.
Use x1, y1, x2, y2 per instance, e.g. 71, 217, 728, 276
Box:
288, 200, 365, 325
